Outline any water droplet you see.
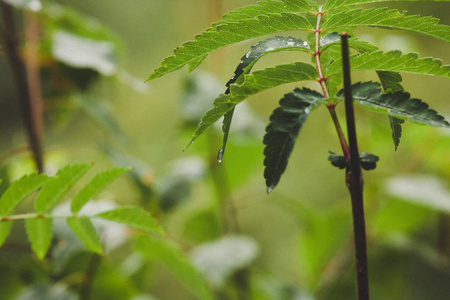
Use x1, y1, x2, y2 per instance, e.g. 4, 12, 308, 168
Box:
267, 186, 274, 194
217, 148, 224, 164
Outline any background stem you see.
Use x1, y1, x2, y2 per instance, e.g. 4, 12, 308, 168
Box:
340, 32, 370, 300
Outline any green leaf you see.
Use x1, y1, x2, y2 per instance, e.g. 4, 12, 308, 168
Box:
95, 207, 162, 233
263, 88, 325, 192
0, 173, 50, 218
336, 81, 450, 128
323, 8, 450, 42
147, 13, 314, 81
186, 62, 318, 148
135, 236, 214, 300
218, 36, 311, 162
71, 167, 131, 214
377, 71, 405, 150
0, 221, 12, 247
326, 51, 450, 78
25, 218, 53, 260
323, 0, 450, 11
320, 32, 379, 53
34, 164, 92, 213
66, 217, 102, 254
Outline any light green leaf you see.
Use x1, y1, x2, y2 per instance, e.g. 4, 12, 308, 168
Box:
66, 217, 102, 254
95, 207, 162, 233
264, 88, 325, 192
71, 167, 131, 214
336, 81, 450, 128
323, 0, 450, 11
0, 173, 50, 217
34, 164, 92, 213
0, 221, 12, 247
323, 8, 450, 42
147, 13, 314, 81
135, 236, 214, 300
326, 51, 450, 78
25, 218, 53, 260
186, 62, 318, 148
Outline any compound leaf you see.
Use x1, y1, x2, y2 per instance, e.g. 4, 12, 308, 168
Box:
336, 82, 450, 128
0, 173, 50, 217
323, 8, 450, 42
147, 13, 314, 81
71, 167, 131, 214
135, 235, 214, 300
95, 207, 162, 234
34, 164, 92, 213
326, 51, 450, 78
185, 62, 318, 148
25, 218, 53, 260
67, 217, 102, 254
264, 88, 325, 192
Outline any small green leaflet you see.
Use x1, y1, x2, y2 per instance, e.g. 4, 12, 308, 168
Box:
185, 62, 318, 149
323, 0, 450, 11
71, 167, 131, 214
219, 36, 311, 162
147, 13, 314, 81
326, 51, 450, 78
323, 8, 450, 42
95, 207, 162, 234
377, 71, 405, 150
0, 173, 50, 217
336, 81, 450, 128
67, 217, 103, 254
0, 222, 12, 247
135, 236, 214, 300
34, 164, 92, 213
25, 218, 53, 260
264, 87, 325, 192
328, 151, 380, 170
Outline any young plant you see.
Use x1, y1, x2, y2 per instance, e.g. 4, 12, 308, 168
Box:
146, 0, 449, 298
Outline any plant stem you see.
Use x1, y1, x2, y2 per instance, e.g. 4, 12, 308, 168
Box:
340, 32, 369, 300
1, 3, 44, 172
313, 6, 350, 159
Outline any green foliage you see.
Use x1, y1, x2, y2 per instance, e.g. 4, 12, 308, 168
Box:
328, 151, 380, 170
0, 165, 160, 259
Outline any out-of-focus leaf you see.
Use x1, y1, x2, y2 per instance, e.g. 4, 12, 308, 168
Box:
16, 284, 77, 300
134, 236, 213, 300
66, 217, 102, 254
0, 173, 50, 217
336, 82, 450, 128
251, 272, 315, 300
264, 88, 325, 192
71, 167, 131, 214
0, 222, 13, 247
327, 51, 450, 78
52, 30, 117, 75
2, 0, 41, 11
34, 164, 91, 213
323, 8, 450, 42
95, 207, 162, 234
25, 218, 53, 260
386, 175, 450, 213
190, 235, 259, 288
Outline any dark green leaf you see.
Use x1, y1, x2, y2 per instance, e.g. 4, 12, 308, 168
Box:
377, 71, 405, 150
323, 8, 450, 42
327, 51, 450, 78
95, 207, 162, 233
71, 167, 131, 214
25, 218, 53, 260
264, 88, 325, 192
34, 164, 92, 213
135, 236, 214, 300
147, 13, 314, 81
186, 62, 318, 148
328, 151, 379, 170
219, 36, 311, 162
0, 221, 12, 247
0, 173, 50, 217
66, 217, 102, 254
336, 82, 450, 128
328, 151, 347, 169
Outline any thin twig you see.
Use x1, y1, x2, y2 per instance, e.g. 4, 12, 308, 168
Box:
340, 32, 370, 300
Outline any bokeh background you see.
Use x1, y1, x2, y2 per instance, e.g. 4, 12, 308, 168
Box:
0, 0, 449, 299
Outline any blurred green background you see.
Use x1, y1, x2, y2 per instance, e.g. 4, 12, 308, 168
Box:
0, 0, 449, 299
